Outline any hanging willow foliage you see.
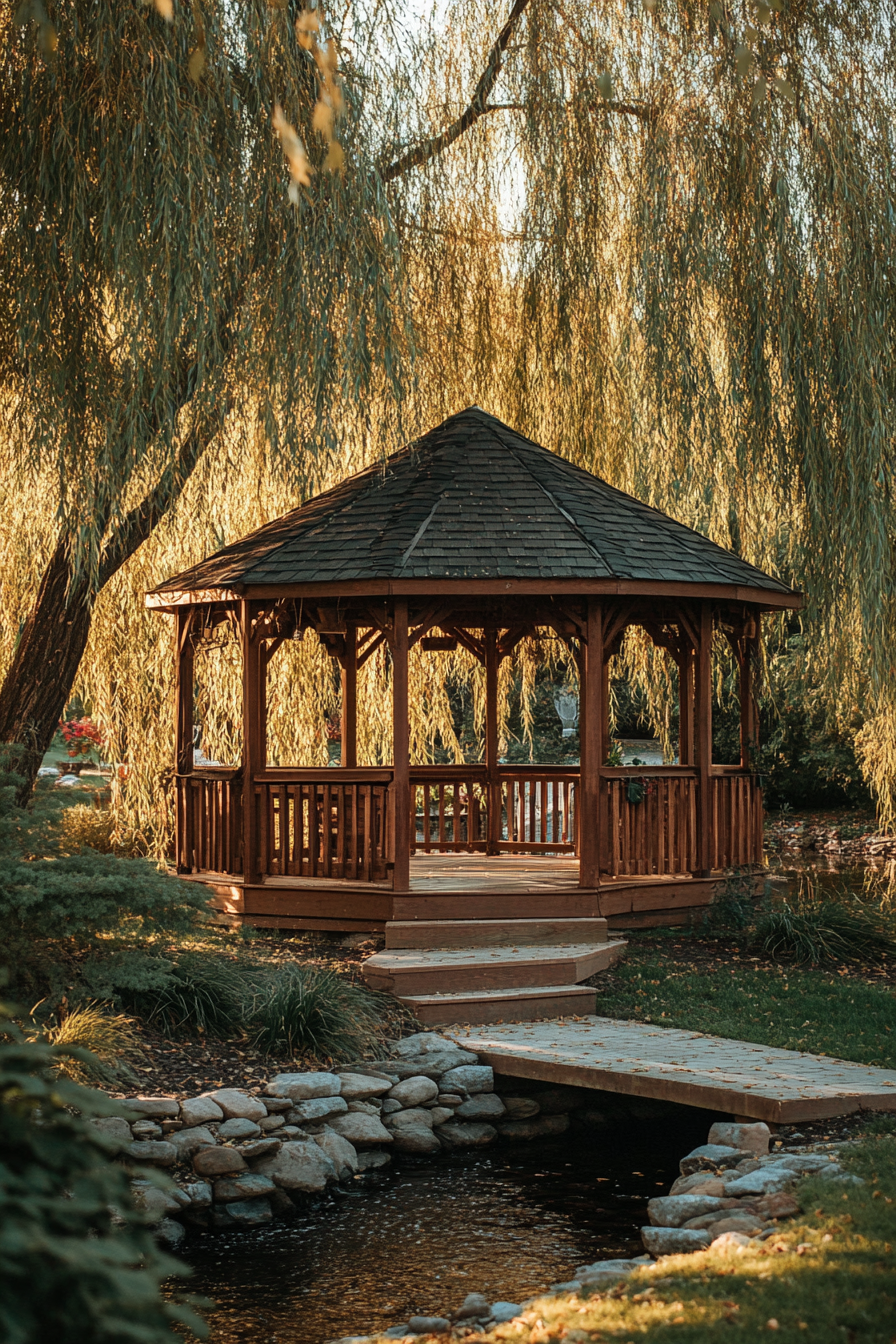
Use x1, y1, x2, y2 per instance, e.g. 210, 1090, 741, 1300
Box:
2, 0, 896, 832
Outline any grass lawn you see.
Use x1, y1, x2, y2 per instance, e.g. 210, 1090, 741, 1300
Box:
465, 1129, 896, 1344
591, 932, 896, 1069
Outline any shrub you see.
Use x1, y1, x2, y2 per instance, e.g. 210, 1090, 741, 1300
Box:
702, 868, 758, 934
36, 1003, 144, 1087
0, 1004, 204, 1344
755, 880, 896, 965
249, 964, 385, 1060
59, 802, 116, 854
121, 952, 245, 1038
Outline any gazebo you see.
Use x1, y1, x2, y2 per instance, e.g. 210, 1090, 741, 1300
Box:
148, 408, 801, 941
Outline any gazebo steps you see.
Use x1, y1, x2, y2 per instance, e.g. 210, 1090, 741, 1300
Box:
395, 983, 599, 1026
384, 916, 610, 950
361, 939, 626, 997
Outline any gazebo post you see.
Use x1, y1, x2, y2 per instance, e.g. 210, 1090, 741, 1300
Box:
678, 650, 693, 766
241, 600, 266, 887
579, 597, 605, 888
484, 627, 500, 855
174, 608, 195, 872
695, 602, 713, 876
341, 623, 358, 768
739, 623, 758, 770
391, 599, 411, 891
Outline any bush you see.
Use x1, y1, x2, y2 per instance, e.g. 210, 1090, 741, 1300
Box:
755, 880, 896, 965
0, 1004, 204, 1344
249, 964, 385, 1060
120, 952, 245, 1038
37, 1003, 144, 1087
59, 802, 116, 853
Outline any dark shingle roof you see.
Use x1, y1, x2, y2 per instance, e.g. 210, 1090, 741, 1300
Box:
152, 408, 795, 596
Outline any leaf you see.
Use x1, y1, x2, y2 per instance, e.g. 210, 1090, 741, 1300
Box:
272, 103, 313, 194
324, 139, 345, 173
188, 45, 206, 83
735, 44, 753, 80
296, 7, 320, 50
153, 0, 174, 21
312, 97, 335, 141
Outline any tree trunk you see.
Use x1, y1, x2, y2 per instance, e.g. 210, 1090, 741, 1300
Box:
0, 534, 94, 803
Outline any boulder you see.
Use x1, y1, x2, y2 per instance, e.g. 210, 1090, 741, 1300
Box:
126, 1140, 177, 1167
456, 1093, 505, 1122
179, 1096, 225, 1127
131, 1121, 163, 1140
408, 1318, 450, 1335
130, 1181, 187, 1222
722, 1168, 795, 1198
328, 1113, 394, 1147
490, 1304, 522, 1324
500, 1097, 540, 1120
773, 1153, 839, 1175
192, 1146, 248, 1178
647, 1195, 727, 1228
258, 1114, 285, 1132
313, 1125, 359, 1178
122, 1097, 180, 1119
156, 1218, 186, 1249
754, 1191, 801, 1220
286, 1096, 349, 1125
455, 1292, 491, 1320
429, 1107, 454, 1127
684, 1213, 764, 1236
576, 1259, 645, 1288
88, 1117, 133, 1150
381, 1099, 402, 1115
439, 1065, 493, 1095
261, 1095, 293, 1113
711, 1231, 753, 1252
356, 1150, 392, 1171
347, 1100, 382, 1116
708, 1121, 771, 1156
387, 1107, 434, 1131
183, 1182, 213, 1209
252, 1139, 338, 1193
497, 1114, 569, 1141
217, 1117, 262, 1141
264, 1072, 342, 1101
437, 1121, 497, 1149
641, 1226, 711, 1255
437, 1093, 464, 1108
240, 1138, 283, 1163
669, 1173, 726, 1197
385, 1076, 439, 1108
390, 1124, 442, 1155
213, 1173, 277, 1202
205, 1089, 267, 1122
338, 1072, 393, 1101
392, 1032, 458, 1056
169, 1125, 218, 1159
224, 1197, 273, 1226
680, 1144, 754, 1176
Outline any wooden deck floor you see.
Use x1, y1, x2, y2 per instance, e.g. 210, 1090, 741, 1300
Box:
405, 853, 698, 893
451, 1017, 896, 1123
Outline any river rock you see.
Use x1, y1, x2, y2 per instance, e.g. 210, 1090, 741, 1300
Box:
131, 1121, 163, 1139
456, 1093, 505, 1122
722, 1168, 795, 1197
455, 1292, 491, 1320
253, 1139, 337, 1192
287, 1096, 349, 1125
648, 1194, 727, 1227
225, 1197, 273, 1226
89, 1117, 134, 1149
437, 1093, 464, 1107
437, 1121, 497, 1148
123, 1097, 180, 1119
338, 1072, 393, 1101
680, 1144, 754, 1176
156, 1217, 186, 1249
386, 1076, 439, 1108
774, 1153, 839, 1174
261, 1095, 293, 1113
217, 1117, 262, 1140
641, 1226, 711, 1255
500, 1097, 540, 1119
329, 1113, 394, 1147
408, 1317, 451, 1334
180, 1095, 225, 1127
387, 1107, 435, 1130
127, 1140, 177, 1167
391, 1124, 442, 1154
439, 1065, 493, 1095
183, 1182, 213, 1208
258, 1114, 285, 1132
576, 1258, 646, 1287
685, 1213, 764, 1236
130, 1180, 188, 1221
170, 1125, 218, 1159
213, 1172, 277, 1202
754, 1191, 801, 1219
381, 1098, 402, 1115
206, 1089, 267, 1122
392, 1032, 457, 1056
669, 1173, 726, 1197
711, 1231, 753, 1251
265, 1072, 342, 1101
347, 1100, 381, 1116
240, 1138, 283, 1162
428, 1107, 454, 1126
313, 1125, 359, 1178
491, 1303, 523, 1324
497, 1114, 569, 1141
708, 1121, 771, 1156
193, 1146, 248, 1177
356, 1150, 392, 1171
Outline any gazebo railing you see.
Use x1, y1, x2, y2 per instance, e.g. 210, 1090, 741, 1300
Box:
599, 768, 698, 877
710, 770, 764, 869
253, 769, 391, 882
499, 767, 578, 851
409, 765, 578, 854
176, 770, 243, 876
410, 766, 488, 853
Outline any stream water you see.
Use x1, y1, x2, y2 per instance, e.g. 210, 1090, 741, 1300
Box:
180, 1109, 716, 1344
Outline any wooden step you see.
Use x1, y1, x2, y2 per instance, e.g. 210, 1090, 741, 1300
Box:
397, 983, 598, 1026
362, 940, 626, 996
384, 917, 609, 950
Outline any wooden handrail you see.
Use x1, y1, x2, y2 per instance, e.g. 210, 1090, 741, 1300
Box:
255, 766, 393, 783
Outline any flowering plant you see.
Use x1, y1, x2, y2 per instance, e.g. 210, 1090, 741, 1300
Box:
59, 717, 103, 759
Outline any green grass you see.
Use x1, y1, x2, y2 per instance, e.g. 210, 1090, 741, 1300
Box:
594, 938, 896, 1068
460, 1130, 896, 1344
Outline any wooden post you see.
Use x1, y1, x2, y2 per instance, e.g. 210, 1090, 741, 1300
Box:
174, 608, 194, 872
484, 626, 500, 855
341, 624, 358, 768
678, 650, 693, 766
241, 600, 265, 886
391, 599, 411, 892
739, 626, 758, 770
695, 602, 713, 876
579, 597, 605, 888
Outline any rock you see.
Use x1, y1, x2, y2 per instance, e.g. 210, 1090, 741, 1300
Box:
391, 1124, 442, 1155
270, 1188, 296, 1215
258, 1114, 285, 1132
395, 1049, 479, 1079
338, 1072, 393, 1101
356, 1150, 392, 1171
156, 1217, 186, 1249
123, 1097, 180, 1119
708, 1121, 771, 1156
648, 1195, 727, 1227
490, 1303, 522, 1324
183, 1182, 213, 1208
262, 1095, 292, 1113
213, 1173, 277, 1202
328, 1113, 394, 1147
131, 1121, 163, 1139
755, 1191, 801, 1220
386, 1076, 440, 1108
392, 1032, 458, 1056
533, 1086, 587, 1115
456, 1093, 505, 1122
456, 1292, 491, 1320
439, 1065, 493, 1095
160, 1119, 183, 1133
347, 1100, 382, 1116
500, 1097, 540, 1119
774, 1153, 839, 1174
382, 1098, 403, 1115
429, 1107, 454, 1127
287, 1096, 349, 1125
387, 1107, 435, 1131
497, 1114, 569, 1141
265, 1072, 343, 1101
711, 1231, 752, 1252
127, 1140, 177, 1167
217, 1117, 262, 1140
680, 1144, 754, 1176
577, 1259, 644, 1287
669, 1173, 726, 1197
206, 1089, 267, 1122
723, 1168, 795, 1197
180, 1096, 225, 1127
408, 1317, 450, 1334
437, 1093, 464, 1108
170, 1125, 218, 1159
817, 1169, 863, 1185
280, 1127, 302, 1139
437, 1121, 497, 1149
88, 1117, 133, 1150
549, 1280, 582, 1294
131, 1181, 186, 1221
224, 1197, 273, 1226
685, 1213, 764, 1236
192, 1146, 248, 1178
253, 1139, 338, 1192
576, 1109, 610, 1130
313, 1125, 359, 1178
240, 1138, 283, 1162
641, 1226, 711, 1255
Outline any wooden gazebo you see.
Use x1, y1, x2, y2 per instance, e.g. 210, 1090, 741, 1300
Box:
148, 408, 802, 937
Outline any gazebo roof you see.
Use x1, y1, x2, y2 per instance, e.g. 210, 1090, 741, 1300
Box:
150, 408, 798, 602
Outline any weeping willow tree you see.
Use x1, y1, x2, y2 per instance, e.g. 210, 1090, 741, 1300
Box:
3, 0, 896, 827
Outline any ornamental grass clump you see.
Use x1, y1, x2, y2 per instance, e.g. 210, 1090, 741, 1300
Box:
121, 952, 245, 1039
249, 964, 384, 1061
37, 1003, 144, 1087
755, 879, 896, 966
